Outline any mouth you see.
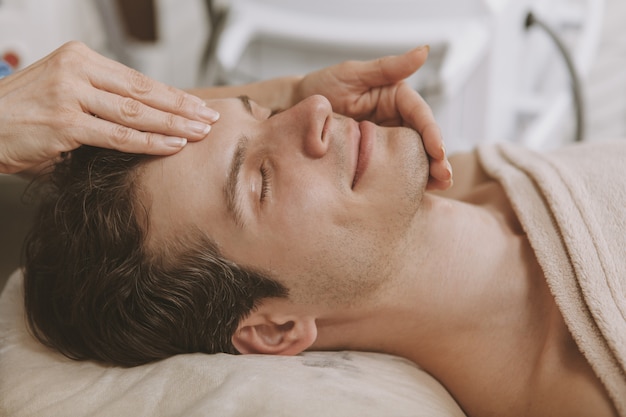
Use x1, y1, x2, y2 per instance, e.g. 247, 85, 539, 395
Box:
352, 120, 374, 189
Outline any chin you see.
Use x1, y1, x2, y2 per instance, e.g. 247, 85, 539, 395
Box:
366, 126, 428, 235
397, 127, 429, 210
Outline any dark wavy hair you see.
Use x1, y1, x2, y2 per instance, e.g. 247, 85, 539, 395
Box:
23, 146, 287, 367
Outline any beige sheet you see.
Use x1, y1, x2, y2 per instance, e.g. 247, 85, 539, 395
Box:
479, 139, 626, 416
0, 269, 466, 417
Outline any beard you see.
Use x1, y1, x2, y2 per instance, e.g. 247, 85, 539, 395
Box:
285, 126, 430, 309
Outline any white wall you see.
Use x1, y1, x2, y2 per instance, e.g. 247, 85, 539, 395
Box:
0, 0, 106, 69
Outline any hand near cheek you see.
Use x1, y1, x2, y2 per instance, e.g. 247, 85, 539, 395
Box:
0, 41, 219, 175
296, 46, 452, 191
381, 81, 453, 191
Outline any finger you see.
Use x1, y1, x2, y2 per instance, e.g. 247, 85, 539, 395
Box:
426, 156, 453, 191
427, 176, 453, 191
85, 89, 212, 142
429, 158, 453, 182
73, 113, 190, 155
354, 45, 429, 87
421, 122, 446, 161
397, 85, 445, 161
85, 52, 219, 124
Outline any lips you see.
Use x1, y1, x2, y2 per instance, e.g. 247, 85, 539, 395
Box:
352, 120, 374, 189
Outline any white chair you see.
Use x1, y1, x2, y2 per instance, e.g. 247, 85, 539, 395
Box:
93, 0, 209, 88
214, 0, 490, 101
0, 0, 104, 70
211, 0, 605, 151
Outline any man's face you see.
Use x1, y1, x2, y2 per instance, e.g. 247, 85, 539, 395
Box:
141, 96, 429, 307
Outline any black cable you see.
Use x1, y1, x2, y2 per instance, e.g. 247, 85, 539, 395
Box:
525, 11, 585, 142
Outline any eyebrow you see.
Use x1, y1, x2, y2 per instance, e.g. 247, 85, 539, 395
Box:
238, 95, 253, 115
224, 136, 248, 228
223, 96, 254, 228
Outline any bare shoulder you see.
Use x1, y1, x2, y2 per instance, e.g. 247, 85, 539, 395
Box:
530, 307, 619, 417
430, 150, 493, 200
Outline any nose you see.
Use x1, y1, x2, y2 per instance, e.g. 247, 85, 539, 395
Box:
284, 95, 333, 158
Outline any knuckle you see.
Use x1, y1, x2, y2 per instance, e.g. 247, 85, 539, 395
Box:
172, 89, 188, 112
110, 124, 135, 148
55, 41, 89, 64
45, 42, 92, 94
165, 113, 178, 130
61, 40, 88, 53
120, 97, 142, 119
142, 132, 157, 149
128, 69, 153, 96
374, 57, 388, 77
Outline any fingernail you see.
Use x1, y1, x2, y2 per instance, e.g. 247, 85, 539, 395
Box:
446, 160, 453, 179
198, 104, 220, 123
416, 45, 430, 53
164, 137, 187, 148
440, 144, 446, 158
187, 120, 211, 135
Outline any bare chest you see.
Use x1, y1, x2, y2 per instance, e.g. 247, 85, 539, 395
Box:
452, 301, 617, 417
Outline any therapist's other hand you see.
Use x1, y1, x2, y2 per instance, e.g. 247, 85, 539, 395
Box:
296, 47, 452, 190
0, 41, 219, 174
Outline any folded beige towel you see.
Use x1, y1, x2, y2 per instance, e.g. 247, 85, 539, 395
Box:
479, 139, 626, 416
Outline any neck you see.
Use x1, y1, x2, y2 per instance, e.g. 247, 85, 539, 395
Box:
312, 187, 550, 409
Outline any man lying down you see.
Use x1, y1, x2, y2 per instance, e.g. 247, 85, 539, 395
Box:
23, 95, 625, 417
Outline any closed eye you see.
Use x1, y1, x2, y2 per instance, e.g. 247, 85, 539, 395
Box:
260, 162, 272, 203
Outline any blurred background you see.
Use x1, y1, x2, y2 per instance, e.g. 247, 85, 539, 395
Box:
1, 0, 625, 288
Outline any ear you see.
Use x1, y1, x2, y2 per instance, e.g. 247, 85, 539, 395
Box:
232, 304, 317, 356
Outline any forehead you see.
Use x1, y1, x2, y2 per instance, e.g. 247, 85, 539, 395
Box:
139, 98, 247, 243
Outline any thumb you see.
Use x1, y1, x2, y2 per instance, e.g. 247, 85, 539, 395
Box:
355, 45, 429, 87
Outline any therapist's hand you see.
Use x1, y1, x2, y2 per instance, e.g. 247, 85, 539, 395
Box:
0, 41, 219, 174
296, 46, 452, 190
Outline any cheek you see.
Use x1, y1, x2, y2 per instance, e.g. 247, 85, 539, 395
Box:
271, 178, 340, 244
248, 178, 341, 262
